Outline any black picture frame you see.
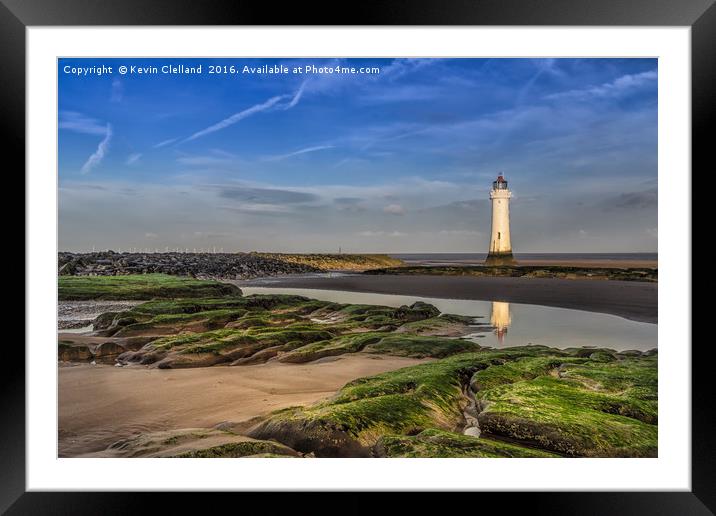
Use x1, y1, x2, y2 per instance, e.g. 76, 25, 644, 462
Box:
5, 0, 710, 513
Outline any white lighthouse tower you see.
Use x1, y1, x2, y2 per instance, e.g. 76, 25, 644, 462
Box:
485, 173, 516, 265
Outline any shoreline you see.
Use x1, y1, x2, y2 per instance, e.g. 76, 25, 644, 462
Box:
236, 274, 657, 324
402, 259, 657, 269
58, 354, 429, 457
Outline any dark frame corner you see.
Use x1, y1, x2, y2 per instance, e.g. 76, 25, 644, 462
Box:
6, 0, 711, 513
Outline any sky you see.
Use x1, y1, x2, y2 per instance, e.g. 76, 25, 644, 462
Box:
58, 58, 657, 253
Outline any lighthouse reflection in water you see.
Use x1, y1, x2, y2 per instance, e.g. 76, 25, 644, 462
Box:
490, 301, 512, 343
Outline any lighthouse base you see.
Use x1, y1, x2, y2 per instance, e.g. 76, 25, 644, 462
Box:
484, 252, 516, 266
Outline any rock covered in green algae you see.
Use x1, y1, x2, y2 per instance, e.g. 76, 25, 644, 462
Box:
375, 428, 558, 458
173, 440, 299, 458
276, 333, 385, 364
394, 313, 478, 336
95, 295, 326, 338
80, 292, 477, 368
395, 301, 441, 320
65, 276, 469, 366
271, 331, 481, 364
471, 352, 657, 457
362, 334, 482, 358
59, 273, 242, 301
98, 428, 300, 458
249, 347, 657, 458
149, 325, 336, 369
248, 349, 537, 456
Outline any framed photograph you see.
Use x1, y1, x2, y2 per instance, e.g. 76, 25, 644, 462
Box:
7, 0, 710, 512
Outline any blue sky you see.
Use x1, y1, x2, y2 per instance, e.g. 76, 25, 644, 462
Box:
58, 58, 657, 252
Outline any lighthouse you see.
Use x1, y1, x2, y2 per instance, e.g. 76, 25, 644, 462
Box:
485, 174, 516, 265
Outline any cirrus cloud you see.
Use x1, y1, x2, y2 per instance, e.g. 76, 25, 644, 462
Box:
80, 123, 112, 174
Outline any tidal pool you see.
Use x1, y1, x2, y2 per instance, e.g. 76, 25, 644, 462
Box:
241, 287, 657, 352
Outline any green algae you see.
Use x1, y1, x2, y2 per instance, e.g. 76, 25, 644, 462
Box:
473, 354, 658, 457
58, 273, 241, 300
363, 335, 482, 358
277, 332, 385, 363
111, 308, 250, 336
251, 348, 551, 454
173, 440, 297, 458
377, 428, 559, 458
130, 294, 326, 316
278, 332, 481, 363
149, 325, 334, 356
99, 294, 469, 367
251, 347, 657, 458
396, 314, 476, 335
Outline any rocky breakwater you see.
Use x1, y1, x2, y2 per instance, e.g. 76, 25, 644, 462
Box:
58, 251, 321, 280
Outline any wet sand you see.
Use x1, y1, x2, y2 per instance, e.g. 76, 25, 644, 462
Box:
58, 354, 428, 457
238, 274, 657, 324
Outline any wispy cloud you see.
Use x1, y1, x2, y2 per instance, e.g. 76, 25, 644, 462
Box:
176, 155, 233, 166
602, 188, 657, 210
282, 80, 307, 110
264, 145, 334, 162
357, 230, 407, 237
546, 69, 657, 101
334, 197, 366, 212
359, 85, 439, 104
185, 95, 285, 142
126, 153, 142, 165
380, 59, 435, 80
439, 229, 481, 236
221, 203, 293, 214
110, 78, 123, 103
515, 59, 563, 106
153, 138, 178, 148
216, 185, 319, 204
184, 82, 307, 142
176, 149, 239, 166
81, 124, 112, 174
383, 203, 405, 215
59, 111, 107, 135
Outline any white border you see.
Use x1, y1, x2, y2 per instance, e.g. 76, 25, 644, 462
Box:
27, 27, 690, 491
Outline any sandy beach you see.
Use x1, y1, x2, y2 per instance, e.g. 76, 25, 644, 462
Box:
238, 274, 657, 324
58, 354, 428, 457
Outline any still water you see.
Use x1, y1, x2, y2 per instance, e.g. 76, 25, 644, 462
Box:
241, 287, 657, 352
